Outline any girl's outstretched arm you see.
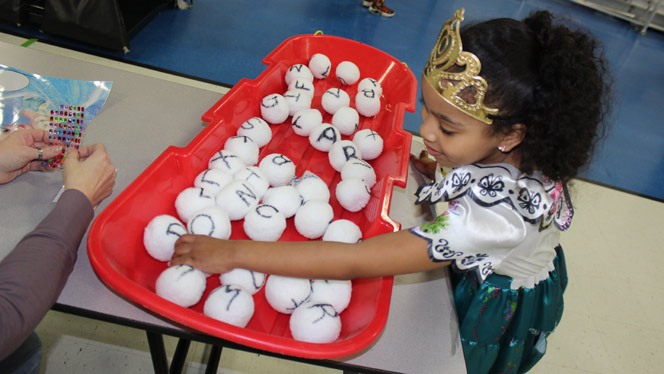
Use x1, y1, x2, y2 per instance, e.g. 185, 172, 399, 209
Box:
171, 229, 448, 280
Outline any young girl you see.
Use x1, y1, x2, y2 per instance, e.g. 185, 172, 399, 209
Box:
171, 8, 610, 373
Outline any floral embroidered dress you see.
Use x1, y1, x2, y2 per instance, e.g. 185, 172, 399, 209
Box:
409, 163, 573, 374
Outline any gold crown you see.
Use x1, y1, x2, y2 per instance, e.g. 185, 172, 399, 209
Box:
424, 8, 499, 124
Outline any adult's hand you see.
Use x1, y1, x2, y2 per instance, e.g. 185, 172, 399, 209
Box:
62, 144, 116, 207
0, 129, 62, 184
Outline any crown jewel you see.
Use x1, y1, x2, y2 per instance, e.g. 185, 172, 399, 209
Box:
424, 8, 499, 124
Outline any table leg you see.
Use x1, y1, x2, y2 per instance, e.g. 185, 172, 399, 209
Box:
146, 331, 169, 373
205, 345, 223, 374
170, 338, 191, 373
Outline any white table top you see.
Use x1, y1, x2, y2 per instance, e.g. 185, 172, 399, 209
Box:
0, 41, 465, 373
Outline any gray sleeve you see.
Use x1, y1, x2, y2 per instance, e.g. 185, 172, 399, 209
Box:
0, 189, 93, 360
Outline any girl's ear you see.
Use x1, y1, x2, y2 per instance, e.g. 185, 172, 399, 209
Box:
500, 123, 526, 152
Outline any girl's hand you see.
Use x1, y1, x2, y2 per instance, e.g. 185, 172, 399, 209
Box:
409, 150, 437, 180
172, 234, 235, 274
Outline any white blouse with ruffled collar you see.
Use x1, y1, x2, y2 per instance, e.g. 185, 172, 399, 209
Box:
409, 163, 573, 290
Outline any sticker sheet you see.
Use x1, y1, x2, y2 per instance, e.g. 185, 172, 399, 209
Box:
0, 64, 112, 167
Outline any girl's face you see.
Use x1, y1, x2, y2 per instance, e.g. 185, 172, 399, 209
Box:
419, 78, 508, 168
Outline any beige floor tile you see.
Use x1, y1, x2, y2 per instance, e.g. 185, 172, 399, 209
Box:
39, 334, 88, 374
563, 181, 664, 281
530, 361, 603, 374
213, 349, 340, 374
592, 319, 664, 374
36, 310, 100, 343
541, 310, 614, 373
37, 311, 151, 353
70, 343, 155, 374
626, 280, 664, 328
575, 276, 649, 325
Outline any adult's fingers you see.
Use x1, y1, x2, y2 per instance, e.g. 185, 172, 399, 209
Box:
85, 144, 109, 159
24, 128, 52, 145
38, 145, 63, 161
75, 144, 94, 159
63, 147, 80, 165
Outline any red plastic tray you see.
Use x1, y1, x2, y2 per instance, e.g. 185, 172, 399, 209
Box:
88, 34, 417, 359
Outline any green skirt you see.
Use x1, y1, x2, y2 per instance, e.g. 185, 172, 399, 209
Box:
451, 246, 567, 374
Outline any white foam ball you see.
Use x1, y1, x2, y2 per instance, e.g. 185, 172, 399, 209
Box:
219, 268, 266, 295
243, 204, 287, 241
258, 153, 296, 187
358, 77, 383, 97
265, 275, 312, 314
215, 180, 259, 220
309, 53, 331, 79
352, 129, 384, 160
290, 301, 341, 343
156, 265, 206, 307
208, 149, 246, 175
260, 93, 290, 124
310, 279, 352, 313
309, 123, 340, 152
234, 166, 270, 198
224, 136, 259, 166
355, 88, 381, 117
296, 175, 330, 203
187, 206, 232, 239
321, 88, 350, 115
284, 90, 313, 116
331, 106, 359, 136
336, 178, 371, 212
194, 169, 234, 196
341, 159, 376, 188
204, 285, 255, 328
288, 78, 315, 97
144, 215, 187, 261
284, 64, 314, 86
335, 61, 360, 86
291, 108, 323, 137
323, 219, 362, 244
328, 140, 362, 172
294, 200, 333, 239
237, 117, 272, 147
175, 187, 216, 222
262, 185, 302, 218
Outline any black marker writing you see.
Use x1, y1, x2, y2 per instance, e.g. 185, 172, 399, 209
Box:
270, 154, 292, 166
342, 145, 359, 162
261, 95, 280, 108
190, 214, 215, 236
316, 127, 338, 144
236, 183, 258, 206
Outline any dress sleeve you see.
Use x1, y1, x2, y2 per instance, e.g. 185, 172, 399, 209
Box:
0, 189, 93, 360
409, 195, 527, 282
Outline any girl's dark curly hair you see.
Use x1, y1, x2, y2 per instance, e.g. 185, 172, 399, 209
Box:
460, 10, 611, 182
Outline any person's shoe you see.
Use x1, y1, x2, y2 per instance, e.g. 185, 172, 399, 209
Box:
362, 1, 373, 7
369, 3, 394, 17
